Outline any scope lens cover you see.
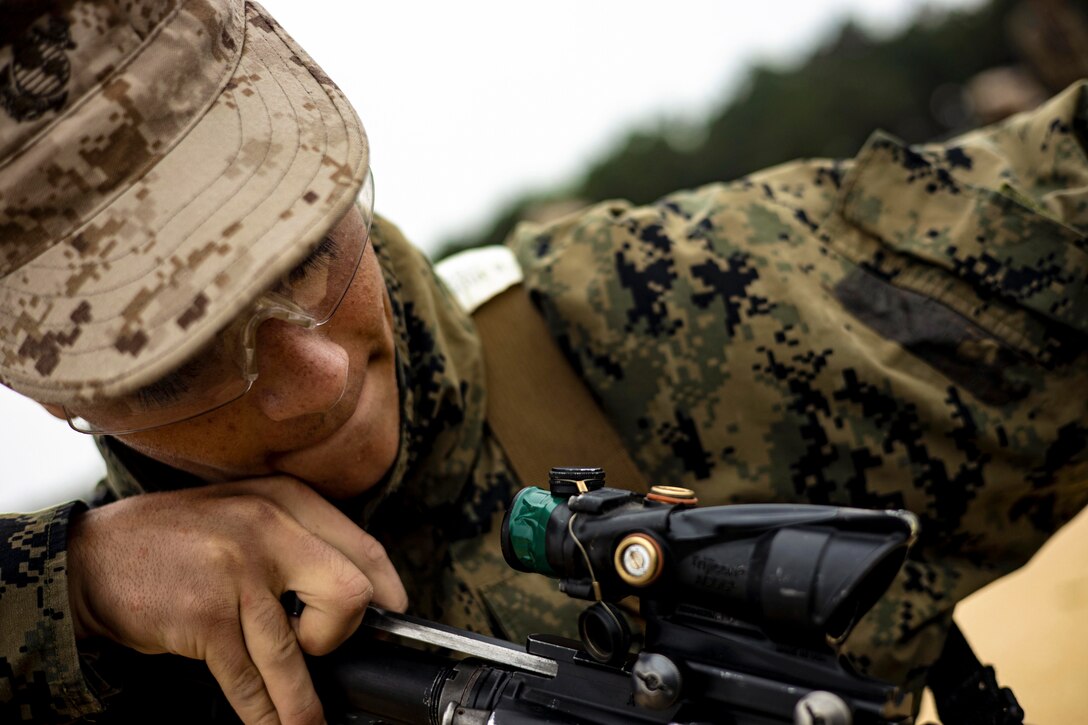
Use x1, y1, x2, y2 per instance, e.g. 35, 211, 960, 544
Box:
502, 487, 563, 576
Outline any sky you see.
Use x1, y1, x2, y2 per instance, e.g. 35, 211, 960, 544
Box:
0, 0, 988, 511
258, 0, 987, 256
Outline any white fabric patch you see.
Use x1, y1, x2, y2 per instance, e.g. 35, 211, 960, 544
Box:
434, 245, 524, 314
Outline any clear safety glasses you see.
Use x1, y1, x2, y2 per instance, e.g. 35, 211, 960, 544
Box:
66, 170, 376, 435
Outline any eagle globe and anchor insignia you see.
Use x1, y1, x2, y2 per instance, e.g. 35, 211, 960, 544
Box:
1, 16, 75, 123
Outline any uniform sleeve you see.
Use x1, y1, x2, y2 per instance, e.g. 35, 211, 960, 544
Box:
510, 81, 1088, 694
1, 504, 102, 722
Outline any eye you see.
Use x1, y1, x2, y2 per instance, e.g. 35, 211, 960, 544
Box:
134, 370, 193, 407
287, 235, 339, 284
131, 342, 220, 409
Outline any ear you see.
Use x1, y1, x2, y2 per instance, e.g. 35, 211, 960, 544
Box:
40, 403, 67, 420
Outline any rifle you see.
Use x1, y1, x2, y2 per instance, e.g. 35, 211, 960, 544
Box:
310, 467, 920, 725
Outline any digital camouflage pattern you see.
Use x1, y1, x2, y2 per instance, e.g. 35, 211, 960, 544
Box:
0, 0, 367, 405
2, 79, 1087, 720
1, 211, 523, 721
509, 80, 1088, 690
0, 503, 96, 722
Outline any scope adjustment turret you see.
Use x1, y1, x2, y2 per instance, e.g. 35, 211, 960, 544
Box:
548, 466, 606, 497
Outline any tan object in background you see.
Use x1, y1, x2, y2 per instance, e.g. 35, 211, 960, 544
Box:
918, 506, 1088, 724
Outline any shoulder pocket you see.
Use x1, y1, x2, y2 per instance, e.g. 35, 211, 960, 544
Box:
824, 131, 1087, 370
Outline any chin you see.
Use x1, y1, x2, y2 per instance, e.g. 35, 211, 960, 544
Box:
278, 357, 400, 499
301, 431, 398, 500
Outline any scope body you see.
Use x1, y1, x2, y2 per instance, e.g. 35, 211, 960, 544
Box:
502, 485, 917, 645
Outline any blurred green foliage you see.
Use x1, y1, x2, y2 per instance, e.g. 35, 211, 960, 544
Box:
436, 0, 1021, 259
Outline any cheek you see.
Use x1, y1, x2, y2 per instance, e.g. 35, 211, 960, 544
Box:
333, 249, 393, 346
119, 417, 268, 481
119, 386, 301, 479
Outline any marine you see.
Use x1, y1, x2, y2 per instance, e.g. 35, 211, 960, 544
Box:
1, 0, 1085, 722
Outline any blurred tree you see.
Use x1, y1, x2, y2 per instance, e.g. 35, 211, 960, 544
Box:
437, 0, 1034, 259
1008, 0, 1088, 91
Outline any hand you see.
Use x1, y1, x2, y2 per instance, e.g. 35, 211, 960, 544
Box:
66, 477, 408, 725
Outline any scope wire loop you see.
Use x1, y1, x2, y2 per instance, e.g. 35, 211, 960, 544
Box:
567, 512, 603, 602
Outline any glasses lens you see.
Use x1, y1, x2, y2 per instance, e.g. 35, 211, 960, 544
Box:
67, 171, 376, 435
272, 169, 375, 325
66, 351, 251, 434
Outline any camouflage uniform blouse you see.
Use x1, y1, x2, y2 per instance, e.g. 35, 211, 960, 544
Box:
508, 81, 1088, 692
3, 82, 1087, 722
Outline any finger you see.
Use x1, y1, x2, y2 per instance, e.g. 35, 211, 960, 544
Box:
219, 502, 372, 656
338, 532, 406, 613
272, 530, 372, 656
205, 623, 280, 725
229, 478, 408, 612
240, 592, 324, 725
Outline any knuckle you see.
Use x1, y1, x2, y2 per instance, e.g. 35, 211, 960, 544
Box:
234, 494, 289, 529
335, 566, 373, 612
344, 578, 374, 616
186, 587, 237, 633
301, 535, 368, 604
252, 708, 281, 725
282, 693, 324, 725
360, 535, 389, 566
202, 534, 250, 577
300, 574, 369, 657
251, 599, 297, 664
204, 619, 247, 659
314, 572, 371, 637
221, 660, 268, 710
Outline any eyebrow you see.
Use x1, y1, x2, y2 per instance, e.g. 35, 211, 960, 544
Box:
130, 338, 219, 406
300, 234, 337, 266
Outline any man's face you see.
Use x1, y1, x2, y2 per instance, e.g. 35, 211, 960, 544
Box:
67, 206, 401, 499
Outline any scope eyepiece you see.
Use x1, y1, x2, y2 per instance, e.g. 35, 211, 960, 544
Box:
500, 486, 564, 575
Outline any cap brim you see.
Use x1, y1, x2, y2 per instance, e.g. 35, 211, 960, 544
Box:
0, 2, 368, 405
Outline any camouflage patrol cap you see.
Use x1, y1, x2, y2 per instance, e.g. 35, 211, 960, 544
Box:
0, 0, 368, 405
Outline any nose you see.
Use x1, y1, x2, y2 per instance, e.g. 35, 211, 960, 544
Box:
251, 319, 350, 422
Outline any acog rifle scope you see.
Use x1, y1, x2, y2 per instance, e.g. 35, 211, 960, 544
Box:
501, 467, 919, 648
